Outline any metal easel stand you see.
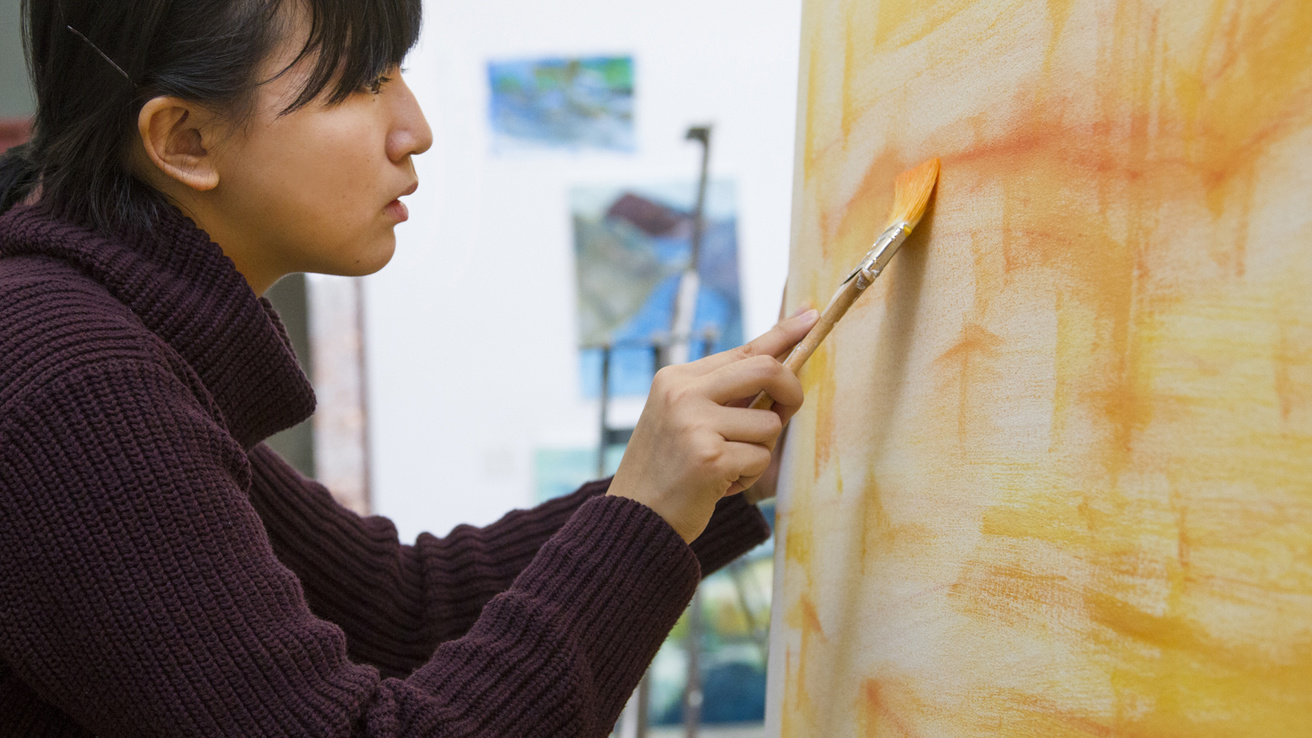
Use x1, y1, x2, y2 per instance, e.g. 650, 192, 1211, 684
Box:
614, 122, 770, 738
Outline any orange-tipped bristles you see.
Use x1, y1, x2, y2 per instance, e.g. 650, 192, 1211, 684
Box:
888, 157, 940, 229
746, 157, 942, 414
851, 157, 941, 281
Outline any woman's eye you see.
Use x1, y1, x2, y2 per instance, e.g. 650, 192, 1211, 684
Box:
364, 75, 392, 95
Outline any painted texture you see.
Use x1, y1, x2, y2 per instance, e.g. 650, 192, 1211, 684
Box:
766, 1, 1312, 735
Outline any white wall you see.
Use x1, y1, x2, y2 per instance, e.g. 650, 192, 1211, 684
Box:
364, 0, 803, 541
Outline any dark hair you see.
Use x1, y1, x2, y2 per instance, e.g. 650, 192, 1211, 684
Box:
0, 0, 422, 237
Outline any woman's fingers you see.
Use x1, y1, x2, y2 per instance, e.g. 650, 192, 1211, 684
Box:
714, 440, 773, 486
708, 404, 784, 446
753, 308, 819, 356
685, 309, 818, 376
605, 309, 815, 543
700, 353, 804, 408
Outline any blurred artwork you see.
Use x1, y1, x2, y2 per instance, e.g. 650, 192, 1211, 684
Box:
488, 56, 635, 153
768, 1, 1312, 736
533, 446, 622, 503
572, 182, 744, 397
651, 539, 774, 727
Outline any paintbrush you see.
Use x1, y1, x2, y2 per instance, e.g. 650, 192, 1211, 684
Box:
749, 157, 940, 411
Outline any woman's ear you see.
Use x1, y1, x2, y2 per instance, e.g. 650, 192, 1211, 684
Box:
136, 97, 222, 192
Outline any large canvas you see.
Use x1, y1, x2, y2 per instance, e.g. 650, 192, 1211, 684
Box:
767, 2, 1312, 736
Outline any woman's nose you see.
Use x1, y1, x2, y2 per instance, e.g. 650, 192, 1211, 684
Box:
387, 74, 433, 162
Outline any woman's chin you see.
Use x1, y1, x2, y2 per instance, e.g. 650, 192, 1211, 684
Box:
330, 238, 397, 278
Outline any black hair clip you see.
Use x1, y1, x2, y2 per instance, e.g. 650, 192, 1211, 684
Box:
65, 24, 133, 85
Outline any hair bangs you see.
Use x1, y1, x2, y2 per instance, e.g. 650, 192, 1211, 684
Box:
285, 0, 422, 112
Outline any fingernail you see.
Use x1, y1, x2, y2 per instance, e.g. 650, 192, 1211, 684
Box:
788, 305, 812, 318
794, 309, 819, 325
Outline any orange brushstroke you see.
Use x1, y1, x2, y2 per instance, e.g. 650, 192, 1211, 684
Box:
933, 322, 1004, 443
786, 591, 827, 640
858, 678, 919, 737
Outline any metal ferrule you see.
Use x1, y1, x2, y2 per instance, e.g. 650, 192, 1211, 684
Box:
844, 221, 912, 289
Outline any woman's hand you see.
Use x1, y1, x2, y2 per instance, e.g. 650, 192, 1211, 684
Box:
741, 296, 811, 506
741, 427, 787, 505
607, 309, 819, 543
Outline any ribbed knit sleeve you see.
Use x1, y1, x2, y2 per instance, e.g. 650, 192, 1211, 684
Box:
245, 447, 771, 680
0, 358, 713, 736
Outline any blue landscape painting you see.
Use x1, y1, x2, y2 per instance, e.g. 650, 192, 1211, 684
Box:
572, 181, 743, 397
488, 56, 635, 153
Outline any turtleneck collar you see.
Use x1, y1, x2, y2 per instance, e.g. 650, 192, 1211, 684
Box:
0, 204, 316, 449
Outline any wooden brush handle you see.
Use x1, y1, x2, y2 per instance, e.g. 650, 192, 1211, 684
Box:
749, 277, 865, 411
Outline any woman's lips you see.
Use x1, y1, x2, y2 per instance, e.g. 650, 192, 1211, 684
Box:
387, 181, 417, 222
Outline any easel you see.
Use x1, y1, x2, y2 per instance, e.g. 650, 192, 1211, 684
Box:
607, 124, 769, 737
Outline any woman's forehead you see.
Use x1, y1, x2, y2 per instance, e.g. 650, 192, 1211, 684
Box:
254, 0, 421, 113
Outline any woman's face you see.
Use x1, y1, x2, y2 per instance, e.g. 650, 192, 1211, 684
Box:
194, 15, 432, 293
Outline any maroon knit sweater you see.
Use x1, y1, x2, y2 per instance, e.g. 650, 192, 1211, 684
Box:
0, 204, 771, 737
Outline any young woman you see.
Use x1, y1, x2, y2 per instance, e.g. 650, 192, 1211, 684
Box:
0, 1, 817, 735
